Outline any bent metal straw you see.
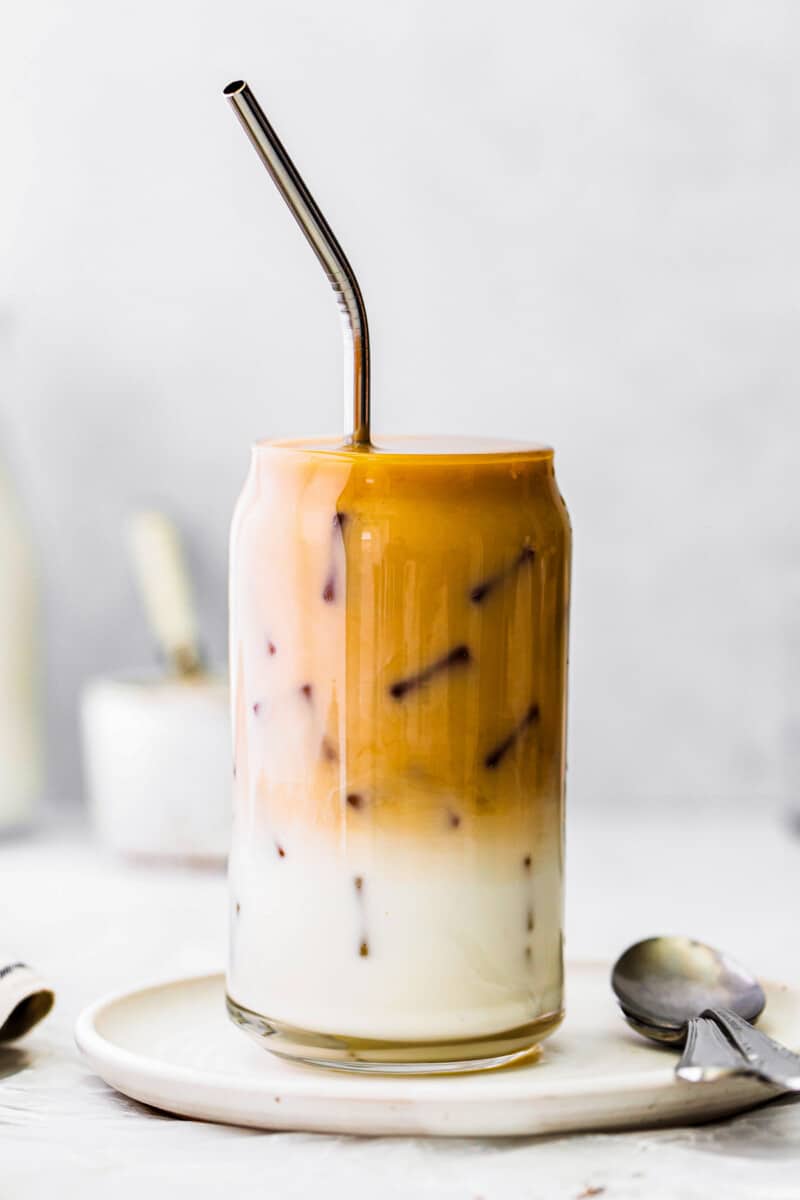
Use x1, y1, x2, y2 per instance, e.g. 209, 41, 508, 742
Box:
223, 80, 371, 447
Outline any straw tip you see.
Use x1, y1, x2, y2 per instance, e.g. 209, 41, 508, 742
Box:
223, 80, 247, 97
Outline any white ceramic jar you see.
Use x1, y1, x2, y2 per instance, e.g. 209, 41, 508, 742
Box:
81, 672, 231, 863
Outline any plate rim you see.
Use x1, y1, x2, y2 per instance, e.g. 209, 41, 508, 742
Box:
74, 962, 791, 1106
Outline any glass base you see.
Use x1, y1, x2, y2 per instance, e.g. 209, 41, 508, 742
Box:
226, 993, 564, 1074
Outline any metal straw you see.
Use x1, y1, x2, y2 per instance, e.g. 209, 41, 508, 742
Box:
223, 80, 371, 446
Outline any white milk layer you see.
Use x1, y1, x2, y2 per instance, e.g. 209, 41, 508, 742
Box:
228, 830, 562, 1042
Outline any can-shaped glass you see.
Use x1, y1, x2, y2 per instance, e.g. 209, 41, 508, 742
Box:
227, 435, 571, 1071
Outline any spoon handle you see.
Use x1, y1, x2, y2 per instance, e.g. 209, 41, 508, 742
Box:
675, 1016, 754, 1083
707, 1007, 800, 1091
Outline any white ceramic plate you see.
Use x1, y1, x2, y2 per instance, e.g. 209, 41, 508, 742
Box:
75, 963, 799, 1137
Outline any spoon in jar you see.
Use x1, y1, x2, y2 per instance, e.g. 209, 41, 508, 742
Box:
611, 936, 800, 1089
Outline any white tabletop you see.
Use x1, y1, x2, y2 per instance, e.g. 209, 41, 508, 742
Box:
3, 803, 799, 1199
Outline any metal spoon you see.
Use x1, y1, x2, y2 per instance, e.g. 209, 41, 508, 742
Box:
617, 1001, 756, 1081
611, 936, 800, 1089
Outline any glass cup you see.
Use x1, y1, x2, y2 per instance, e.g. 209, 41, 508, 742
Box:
226, 435, 571, 1072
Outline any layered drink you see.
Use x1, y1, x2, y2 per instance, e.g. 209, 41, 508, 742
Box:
227, 434, 571, 1070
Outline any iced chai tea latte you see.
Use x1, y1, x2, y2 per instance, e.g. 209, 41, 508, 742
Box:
222, 80, 571, 1069
227, 435, 571, 1069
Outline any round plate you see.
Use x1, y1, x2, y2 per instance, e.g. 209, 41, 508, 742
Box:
74, 963, 800, 1137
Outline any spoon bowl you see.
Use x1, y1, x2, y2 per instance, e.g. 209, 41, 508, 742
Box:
610, 937, 800, 1090
612, 936, 766, 1032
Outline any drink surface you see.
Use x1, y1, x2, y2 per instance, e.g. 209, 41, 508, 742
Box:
260, 434, 552, 457
228, 435, 570, 1047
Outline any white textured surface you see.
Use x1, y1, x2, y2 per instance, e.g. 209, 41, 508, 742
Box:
3, 802, 800, 1196
1, 1, 798, 807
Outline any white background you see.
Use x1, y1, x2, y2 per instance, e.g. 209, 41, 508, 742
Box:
0, 0, 798, 809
